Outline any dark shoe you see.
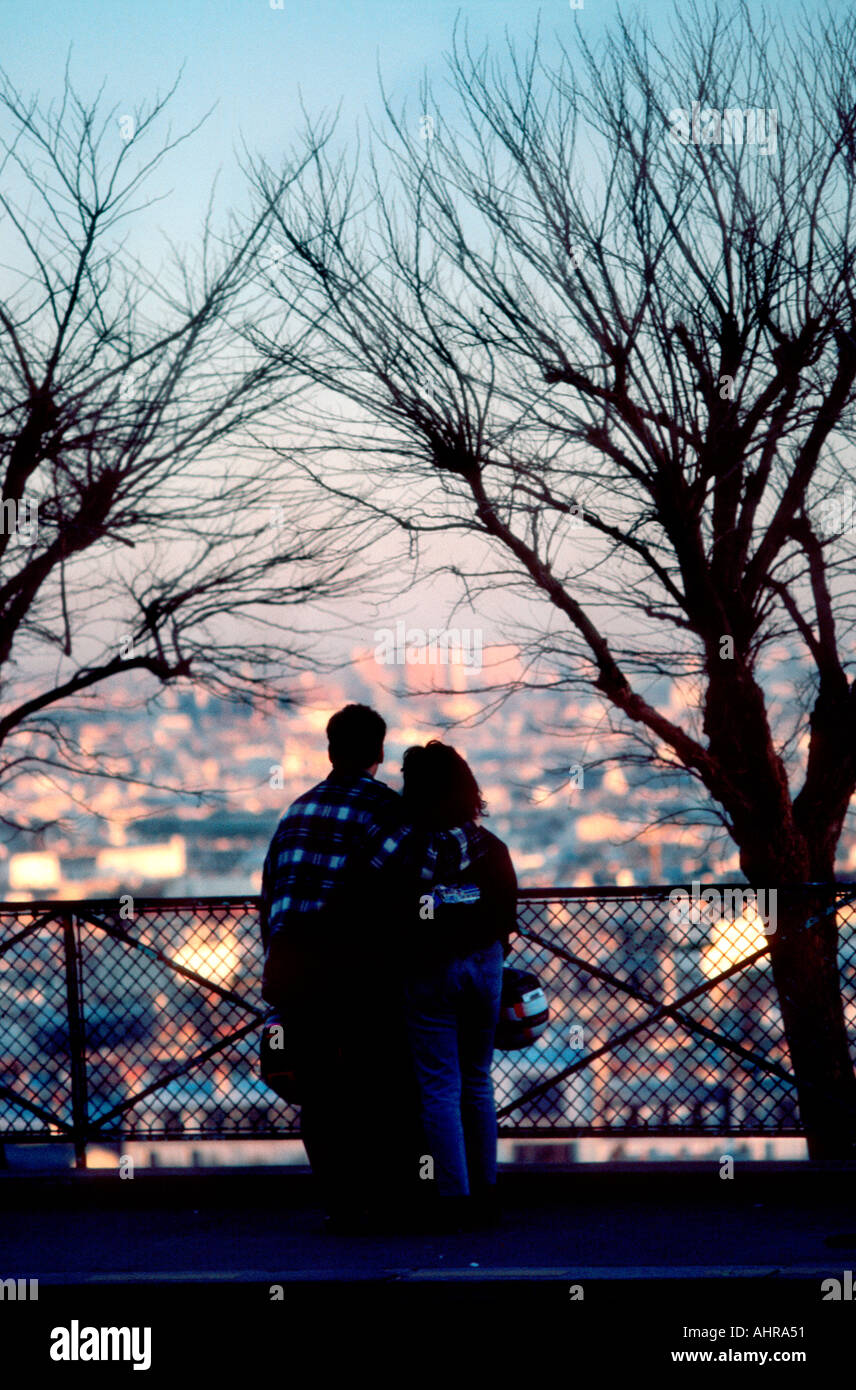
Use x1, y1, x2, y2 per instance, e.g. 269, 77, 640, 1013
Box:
465, 1186, 501, 1229
420, 1195, 470, 1235
322, 1208, 373, 1236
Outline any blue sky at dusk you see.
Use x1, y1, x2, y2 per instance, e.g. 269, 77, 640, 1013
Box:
0, 0, 815, 275
0, 0, 829, 659
1, 1, 812, 232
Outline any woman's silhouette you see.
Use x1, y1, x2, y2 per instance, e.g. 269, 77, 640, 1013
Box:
390, 741, 517, 1225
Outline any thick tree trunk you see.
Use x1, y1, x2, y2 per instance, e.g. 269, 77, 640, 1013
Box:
702, 669, 856, 1156
753, 879, 856, 1158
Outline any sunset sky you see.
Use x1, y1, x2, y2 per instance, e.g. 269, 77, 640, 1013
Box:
3, 0, 811, 249
0, 0, 821, 662
2, 0, 850, 846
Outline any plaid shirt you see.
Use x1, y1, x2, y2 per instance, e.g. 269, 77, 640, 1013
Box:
260, 772, 401, 949
364, 820, 489, 884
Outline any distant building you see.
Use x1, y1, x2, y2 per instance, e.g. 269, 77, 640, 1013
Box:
9, 852, 61, 893
95, 836, 186, 884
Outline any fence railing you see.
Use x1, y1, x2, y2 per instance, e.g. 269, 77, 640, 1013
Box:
2, 885, 856, 1166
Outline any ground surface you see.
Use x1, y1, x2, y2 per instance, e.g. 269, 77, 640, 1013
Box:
2, 1162, 854, 1375
1, 1161, 854, 1283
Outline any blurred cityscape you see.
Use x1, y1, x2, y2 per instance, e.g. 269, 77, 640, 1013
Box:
4, 643, 855, 1167
5, 640, 855, 902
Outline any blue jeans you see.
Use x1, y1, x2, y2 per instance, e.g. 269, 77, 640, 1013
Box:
403, 941, 503, 1198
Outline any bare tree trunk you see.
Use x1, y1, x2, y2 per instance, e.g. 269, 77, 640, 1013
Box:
707, 677, 856, 1155
751, 874, 856, 1158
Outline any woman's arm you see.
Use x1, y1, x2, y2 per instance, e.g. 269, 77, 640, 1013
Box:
479, 837, 518, 956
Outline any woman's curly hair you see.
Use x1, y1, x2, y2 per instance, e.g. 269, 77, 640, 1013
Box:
401, 739, 487, 828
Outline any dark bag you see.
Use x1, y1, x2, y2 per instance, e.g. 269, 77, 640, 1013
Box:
495, 966, 549, 1050
259, 1008, 302, 1104
425, 883, 548, 1049
421, 881, 495, 959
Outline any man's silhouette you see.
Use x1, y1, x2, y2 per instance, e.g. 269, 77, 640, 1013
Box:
259, 704, 401, 1226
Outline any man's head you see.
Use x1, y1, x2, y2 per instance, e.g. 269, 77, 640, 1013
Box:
326, 704, 386, 776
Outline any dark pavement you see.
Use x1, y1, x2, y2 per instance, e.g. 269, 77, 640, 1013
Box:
2, 1161, 855, 1283
2, 1163, 855, 1375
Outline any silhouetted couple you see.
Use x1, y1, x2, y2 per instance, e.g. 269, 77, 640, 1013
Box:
260, 703, 517, 1233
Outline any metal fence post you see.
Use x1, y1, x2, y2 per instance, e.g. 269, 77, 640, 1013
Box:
62, 911, 88, 1170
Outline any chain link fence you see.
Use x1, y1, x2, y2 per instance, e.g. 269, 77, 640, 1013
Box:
2, 886, 855, 1161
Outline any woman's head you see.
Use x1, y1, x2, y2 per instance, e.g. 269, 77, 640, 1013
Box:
401, 740, 486, 828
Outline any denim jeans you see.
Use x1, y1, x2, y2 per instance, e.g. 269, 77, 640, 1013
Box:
403, 940, 504, 1198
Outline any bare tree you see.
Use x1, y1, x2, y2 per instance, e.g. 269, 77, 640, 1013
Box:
249, 1, 856, 1154
0, 66, 358, 832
